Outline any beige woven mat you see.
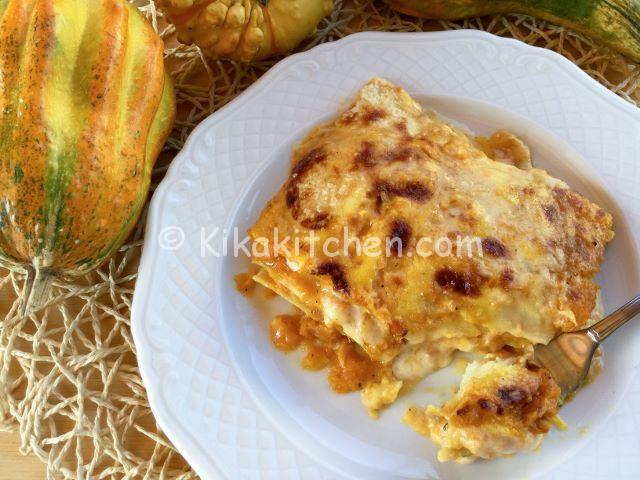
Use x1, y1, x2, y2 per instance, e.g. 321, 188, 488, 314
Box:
1, 1, 639, 478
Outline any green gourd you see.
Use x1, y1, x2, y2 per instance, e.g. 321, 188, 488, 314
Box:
386, 0, 640, 62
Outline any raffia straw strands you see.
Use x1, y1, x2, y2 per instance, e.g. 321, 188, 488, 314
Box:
1, 1, 639, 478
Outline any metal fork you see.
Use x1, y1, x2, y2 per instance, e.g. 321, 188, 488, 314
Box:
534, 294, 640, 398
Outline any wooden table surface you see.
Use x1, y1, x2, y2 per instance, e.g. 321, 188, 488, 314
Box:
0, 430, 46, 479
0, 282, 45, 479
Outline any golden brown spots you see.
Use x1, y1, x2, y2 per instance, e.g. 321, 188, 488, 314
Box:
553, 186, 591, 216
435, 267, 484, 297
285, 184, 298, 209
362, 106, 387, 123
456, 398, 502, 423
291, 146, 327, 178
568, 287, 582, 302
500, 268, 515, 288
525, 361, 541, 372
543, 205, 558, 222
354, 141, 376, 168
346, 214, 370, 237
313, 261, 349, 294
565, 235, 596, 268
300, 212, 331, 230
372, 180, 432, 211
566, 279, 598, 328
389, 319, 409, 341
286, 147, 329, 226
395, 120, 408, 135
388, 219, 412, 255
482, 237, 508, 258
456, 405, 471, 417
386, 146, 415, 163
498, 386, 527, 404
449, 365, 560, 429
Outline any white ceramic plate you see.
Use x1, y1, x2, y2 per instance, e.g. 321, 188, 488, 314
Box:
131, 31, 640, 480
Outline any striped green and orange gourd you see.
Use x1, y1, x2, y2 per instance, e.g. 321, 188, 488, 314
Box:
0, 0, 176, 315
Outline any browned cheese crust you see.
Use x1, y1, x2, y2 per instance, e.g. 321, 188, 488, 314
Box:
249, 78, 614, 363
404, 355, 562, 462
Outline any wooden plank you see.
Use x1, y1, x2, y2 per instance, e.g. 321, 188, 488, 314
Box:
0, 431, 46, 480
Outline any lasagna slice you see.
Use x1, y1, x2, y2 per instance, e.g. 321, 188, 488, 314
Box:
248, 78, 613, 458
403, 355, 562, 463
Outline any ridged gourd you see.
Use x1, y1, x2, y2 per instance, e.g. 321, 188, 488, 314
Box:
385, 0, 640, 62
0, 0, 176, 315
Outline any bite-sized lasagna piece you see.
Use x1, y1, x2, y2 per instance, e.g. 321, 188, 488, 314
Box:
247, 77, 614, 456
475, 129, 533, 170
403, 355, 562, 463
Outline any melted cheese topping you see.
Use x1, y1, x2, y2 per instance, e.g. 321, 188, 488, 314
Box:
251, 78, 613, 360
403, 355, 561, 463
249, 78, 614, 456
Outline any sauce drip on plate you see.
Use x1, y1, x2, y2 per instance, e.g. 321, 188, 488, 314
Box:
270, 314, 388, 393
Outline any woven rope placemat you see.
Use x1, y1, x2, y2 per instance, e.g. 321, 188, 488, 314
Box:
1, 1, 639, 478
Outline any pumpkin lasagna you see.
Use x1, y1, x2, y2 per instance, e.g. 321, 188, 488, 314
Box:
247, 78, 614, 461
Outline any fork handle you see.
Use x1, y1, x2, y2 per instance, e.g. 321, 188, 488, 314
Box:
588, 294, 640, 342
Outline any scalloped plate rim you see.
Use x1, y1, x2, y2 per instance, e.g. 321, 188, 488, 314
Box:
131, 30, 640, 480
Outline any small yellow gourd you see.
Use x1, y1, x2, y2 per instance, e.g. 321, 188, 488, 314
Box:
158, 0, 334, 62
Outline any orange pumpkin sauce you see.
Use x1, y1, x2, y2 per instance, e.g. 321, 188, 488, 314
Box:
234, 272, 256, 296
270, 314, 388, 393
